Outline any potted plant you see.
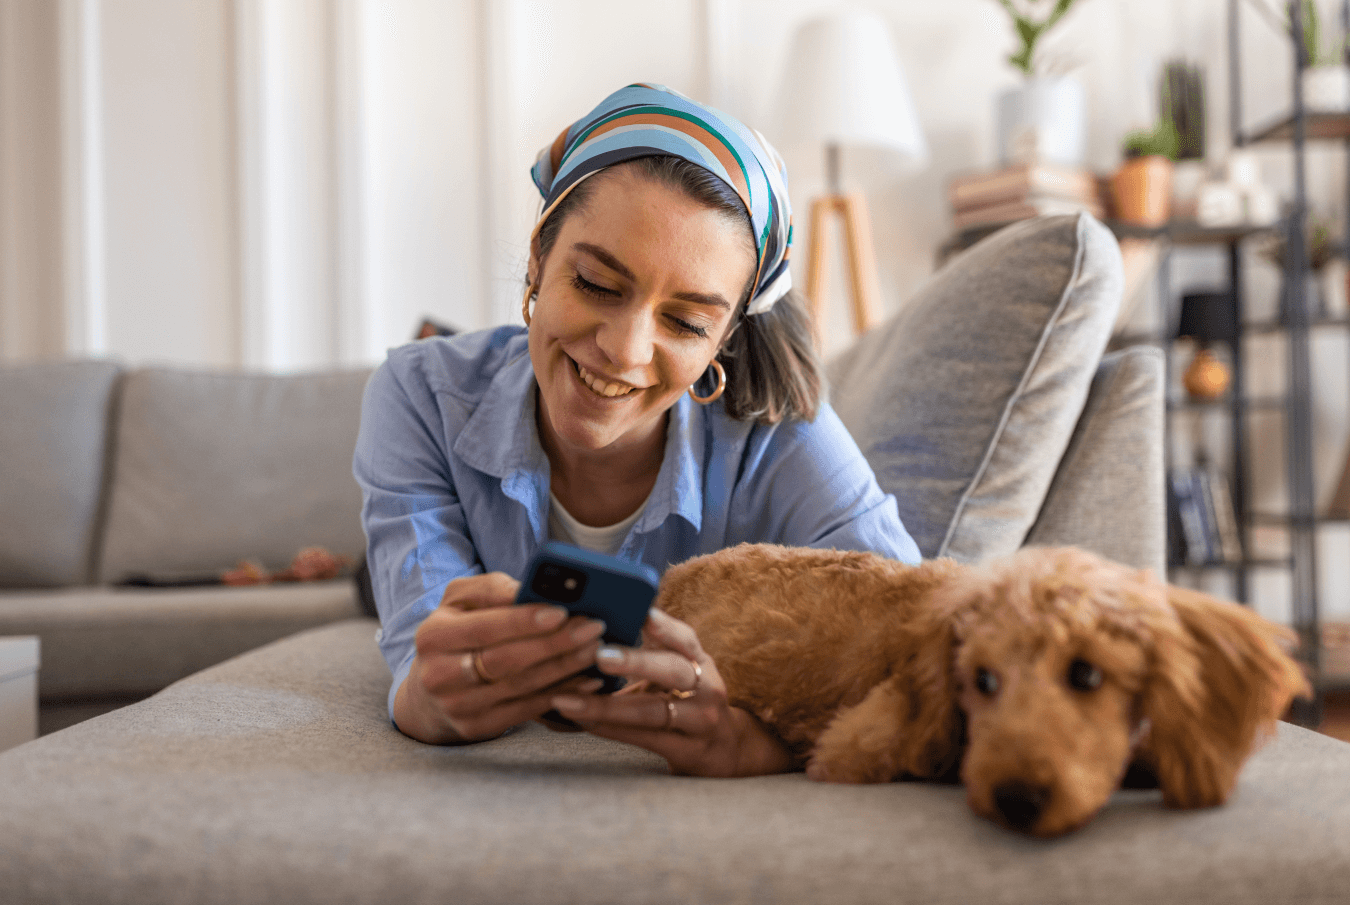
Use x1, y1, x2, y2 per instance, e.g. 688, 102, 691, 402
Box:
1110, 120, 1179, 227
1161, 60, 1208, 218
1295, 0, 1350, 110
993, 0, 1086, 166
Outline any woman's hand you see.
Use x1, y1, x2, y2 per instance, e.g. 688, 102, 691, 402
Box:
393, 572, 608, 744
546, 608, 796, 777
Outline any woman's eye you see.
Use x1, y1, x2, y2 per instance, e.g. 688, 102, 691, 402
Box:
974, 668, 1000, 697
1067, 658, 1103, 692
667, 316, 709, 339
571, 273, 618, 298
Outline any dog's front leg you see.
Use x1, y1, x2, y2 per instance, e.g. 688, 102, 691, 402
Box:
806, 676, 914, 783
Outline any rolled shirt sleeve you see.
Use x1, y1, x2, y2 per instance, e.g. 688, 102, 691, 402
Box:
353, 358, 483, 719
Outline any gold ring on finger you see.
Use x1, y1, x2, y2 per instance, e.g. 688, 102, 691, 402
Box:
471, 649, 497, 684
663, 698, 677, 730
667, 659, 701, 699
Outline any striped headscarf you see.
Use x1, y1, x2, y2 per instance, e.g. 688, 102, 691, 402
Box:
530, 83, 793, 315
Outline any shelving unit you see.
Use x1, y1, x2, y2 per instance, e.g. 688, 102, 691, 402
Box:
1163, 0, 1350, 723
1112, 1, 1350, 725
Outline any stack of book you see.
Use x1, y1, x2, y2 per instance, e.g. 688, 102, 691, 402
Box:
947, 162, 1106, 232
1168, 465, 1243, 567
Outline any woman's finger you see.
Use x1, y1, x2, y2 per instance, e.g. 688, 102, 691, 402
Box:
550, 688, 715, 736
641, 607, 705, 661
470, 616, 606, 685
438, 571, 522, 611
444, 676, 604, 742
592, 644, 706, 695
459, 632, 605, 707
415, 602, 571, 658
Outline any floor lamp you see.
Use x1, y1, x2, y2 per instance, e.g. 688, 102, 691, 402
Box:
775, 11, 928, 343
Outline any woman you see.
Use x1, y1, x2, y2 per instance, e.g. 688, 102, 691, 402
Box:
354, 84, 920, 777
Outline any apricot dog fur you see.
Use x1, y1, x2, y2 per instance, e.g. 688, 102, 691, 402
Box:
657, 543, 1309, 837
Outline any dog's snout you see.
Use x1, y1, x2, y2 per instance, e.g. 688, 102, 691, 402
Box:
993, 782, 1049, 831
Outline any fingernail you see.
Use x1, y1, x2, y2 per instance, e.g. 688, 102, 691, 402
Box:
577, 678, 604, 694
596, 646, 624, 664
572, 619, 607, 642
535, 606, 568, 628
552, 696, 585, 712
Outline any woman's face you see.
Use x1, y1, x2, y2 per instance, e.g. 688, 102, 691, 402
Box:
528, 167, 756, 460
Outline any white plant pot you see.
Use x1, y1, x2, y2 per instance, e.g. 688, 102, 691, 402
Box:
995, 76, 1087, 167
1301, 65, 1350, 112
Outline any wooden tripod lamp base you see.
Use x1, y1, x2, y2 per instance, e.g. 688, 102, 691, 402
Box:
805, 191, 884, 344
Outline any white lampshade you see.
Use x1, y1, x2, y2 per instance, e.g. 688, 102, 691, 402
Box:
773, 10, 927, 163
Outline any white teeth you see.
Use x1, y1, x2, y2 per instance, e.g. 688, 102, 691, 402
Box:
576, 362, 635, 398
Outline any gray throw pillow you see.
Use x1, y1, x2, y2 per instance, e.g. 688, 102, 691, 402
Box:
828, 213, 1122, 563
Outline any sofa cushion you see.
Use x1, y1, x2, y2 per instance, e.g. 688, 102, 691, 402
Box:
0, 580, 360, 700
0, 360, 123, 588
0, 619, 1345, 905
1026, 346, 1167, 574
97, 367, 372, 584
829, 213, 1122, 563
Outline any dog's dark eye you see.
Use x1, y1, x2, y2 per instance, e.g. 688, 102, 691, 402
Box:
1067, 659, 1103, 692
975, 668, 1000, 696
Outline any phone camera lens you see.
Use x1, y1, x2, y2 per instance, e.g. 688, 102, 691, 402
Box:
563, 577, 577, 590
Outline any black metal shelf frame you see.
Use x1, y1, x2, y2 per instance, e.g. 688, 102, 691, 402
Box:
1214, 0, 1350, 719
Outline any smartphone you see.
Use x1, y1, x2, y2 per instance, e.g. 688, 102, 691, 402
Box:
515, 541, 659, 695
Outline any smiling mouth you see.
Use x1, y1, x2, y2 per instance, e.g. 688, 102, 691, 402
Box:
572, 359, 638, 398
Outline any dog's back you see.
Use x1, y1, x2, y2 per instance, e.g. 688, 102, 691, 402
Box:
658, 544, 961, 752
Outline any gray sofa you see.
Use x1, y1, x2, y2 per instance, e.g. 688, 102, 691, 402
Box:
0, 361, 372, 732
3, 214, 1347, 904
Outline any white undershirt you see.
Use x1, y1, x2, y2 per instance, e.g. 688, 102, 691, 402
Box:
548, 491, 646, 556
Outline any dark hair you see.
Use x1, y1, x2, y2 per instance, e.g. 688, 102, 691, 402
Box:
533, 156, 822, 424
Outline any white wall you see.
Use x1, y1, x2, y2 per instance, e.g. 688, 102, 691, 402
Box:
0, 0, 64, 362
3, 0, 1324, 365
2, 0, 1348, 615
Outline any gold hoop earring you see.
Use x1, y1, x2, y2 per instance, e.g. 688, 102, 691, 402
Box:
689, 359, 726, 405
521, 283, 535, 326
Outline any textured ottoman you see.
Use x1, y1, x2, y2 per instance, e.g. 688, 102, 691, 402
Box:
0, 619, 1345, 905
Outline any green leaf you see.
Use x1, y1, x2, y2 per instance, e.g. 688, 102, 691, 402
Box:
1046, 0, 1076, 30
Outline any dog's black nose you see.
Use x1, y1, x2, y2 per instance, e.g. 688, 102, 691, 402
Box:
993, 782, 1049, 831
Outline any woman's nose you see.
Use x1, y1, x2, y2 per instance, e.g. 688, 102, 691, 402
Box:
595, 307, 655, 371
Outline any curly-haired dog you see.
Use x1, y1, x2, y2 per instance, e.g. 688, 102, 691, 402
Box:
657, 543, 1310, 837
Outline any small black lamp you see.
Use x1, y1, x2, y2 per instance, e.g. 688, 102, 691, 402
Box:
1175, 291, 1237, 400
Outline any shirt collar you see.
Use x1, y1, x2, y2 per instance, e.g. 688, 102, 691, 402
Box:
452, 342, 547, 482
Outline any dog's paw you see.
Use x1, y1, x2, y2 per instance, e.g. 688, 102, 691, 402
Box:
804, 753, 887, 784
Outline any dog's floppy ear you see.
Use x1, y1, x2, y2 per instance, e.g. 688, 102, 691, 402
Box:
1138, 582, 1311, 809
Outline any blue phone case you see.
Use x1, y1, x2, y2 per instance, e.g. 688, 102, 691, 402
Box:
516, 542, 659, 695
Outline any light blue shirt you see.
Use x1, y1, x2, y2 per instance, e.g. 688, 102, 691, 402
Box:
353, 327, 920, 720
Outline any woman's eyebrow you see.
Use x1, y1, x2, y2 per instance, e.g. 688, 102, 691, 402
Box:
574, 242, 731, 311
670, 290, 731, 311
574, 243, 635, 280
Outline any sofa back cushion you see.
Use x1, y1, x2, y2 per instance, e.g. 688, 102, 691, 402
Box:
828, 213, 1122, 563
1024, 347, 1166, 574
0, 360, 124, 587
97, 367, 372, 584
